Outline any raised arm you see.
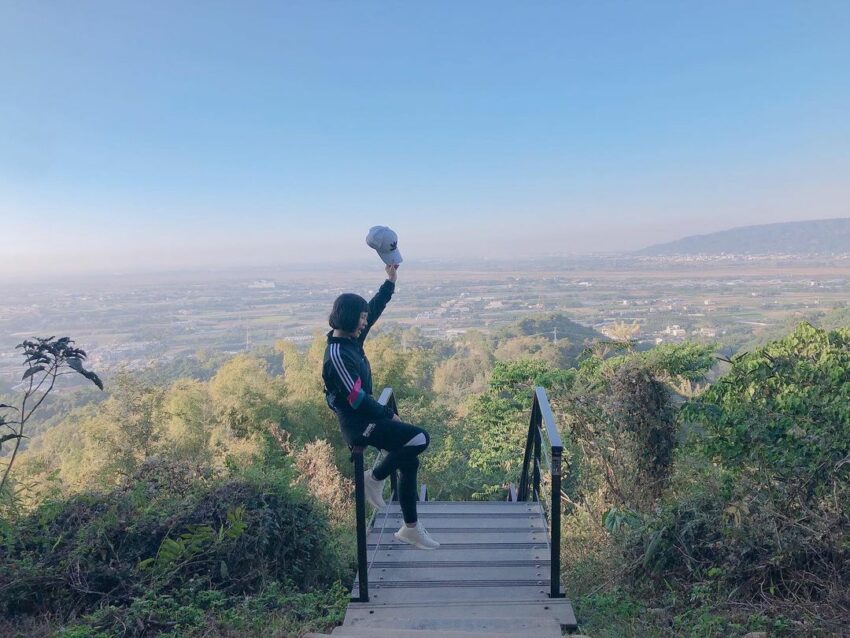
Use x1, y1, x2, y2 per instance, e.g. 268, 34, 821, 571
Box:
360, 264, 398, 342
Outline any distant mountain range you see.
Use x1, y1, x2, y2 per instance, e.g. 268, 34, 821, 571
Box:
637, 218, 850, 255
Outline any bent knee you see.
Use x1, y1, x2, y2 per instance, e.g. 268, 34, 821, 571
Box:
403, 428, 430, 452
403, 430, 427, 448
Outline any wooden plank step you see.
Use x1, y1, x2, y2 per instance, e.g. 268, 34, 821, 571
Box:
344, 599, 576, 630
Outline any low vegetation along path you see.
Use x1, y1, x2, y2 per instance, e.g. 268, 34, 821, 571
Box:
307, 500, 577, 638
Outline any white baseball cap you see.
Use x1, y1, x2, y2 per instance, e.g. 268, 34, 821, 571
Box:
366, 225, 403, 265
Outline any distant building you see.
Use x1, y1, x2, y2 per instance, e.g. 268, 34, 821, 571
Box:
248, 280, 275, 289
663, 325, 687, 337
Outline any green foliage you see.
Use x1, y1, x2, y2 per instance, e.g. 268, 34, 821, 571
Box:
637, 342, 716, 382
571, 587, 655, 638
209, 354, 288, 437
564, 357, 681, 512
81, 374, 167, 485
365, 333, 435, 402
576, 341, 714, 389
626, 324, 850, 630
602, 506, 641, 533
50, 580, 349, 638
686, 322, 850, 491
0, 460, 345, 624
432, 330, 494, 397
499, 313, 600, 364
607, 362, 677, 505
138, 505, 247, 580
493, 335, 561, 367
435, 359, 560, 499
1, 336, 103, 509
7, 318, 849, 635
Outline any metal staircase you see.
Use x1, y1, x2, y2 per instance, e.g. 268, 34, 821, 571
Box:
306, 388, 577, 638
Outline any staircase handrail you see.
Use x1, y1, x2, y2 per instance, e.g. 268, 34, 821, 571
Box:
517, 387, 565, 599
350, 387, 398, 603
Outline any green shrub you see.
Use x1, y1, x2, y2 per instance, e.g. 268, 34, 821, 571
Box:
0, 458, 345, 622
627, 324, 850, 630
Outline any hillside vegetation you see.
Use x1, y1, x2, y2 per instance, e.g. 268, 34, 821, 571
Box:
1, 317, 848, 637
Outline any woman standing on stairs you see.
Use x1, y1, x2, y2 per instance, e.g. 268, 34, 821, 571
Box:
322, 263, 439, 550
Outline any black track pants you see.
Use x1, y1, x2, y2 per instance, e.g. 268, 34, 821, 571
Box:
340, 417, 430, 524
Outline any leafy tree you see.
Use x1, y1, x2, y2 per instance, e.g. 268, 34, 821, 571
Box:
559, 342, 714, 516
275, 336, 342, 459
493, 335, 560, 367
437, 359, 558, 499
432, 330, 494, 397
499, 313, 600, 364
685, 323, 850, 503
1, 337, 102, 499
162, 379, 218, 464
365, 333, 433, 401
604, 320, 641, 345
77, 374, 166, 486
209, 354, 287, 437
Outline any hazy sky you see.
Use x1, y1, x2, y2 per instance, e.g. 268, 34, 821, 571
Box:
2, 1, 849, 277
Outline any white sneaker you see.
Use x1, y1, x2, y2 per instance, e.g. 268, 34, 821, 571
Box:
363, 470, 386, 509
394, 522, 440, 549
420, 524, 439, 545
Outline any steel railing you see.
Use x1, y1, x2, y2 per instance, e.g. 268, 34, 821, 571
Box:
517, 387, 565, 599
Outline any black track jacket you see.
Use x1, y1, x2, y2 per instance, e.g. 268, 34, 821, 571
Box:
322, 279, 395, 426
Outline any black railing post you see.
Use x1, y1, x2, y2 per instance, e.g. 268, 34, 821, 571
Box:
532, 394, 542, 502
518, 388, 565, 598
518, 414, 536, 501
550, 448, 563, 598
536, 387, 565, 599
351, 448, 369, 602
532, 425, 541, 502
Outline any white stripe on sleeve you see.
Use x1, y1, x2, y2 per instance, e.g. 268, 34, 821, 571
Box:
330, 344, 355, 391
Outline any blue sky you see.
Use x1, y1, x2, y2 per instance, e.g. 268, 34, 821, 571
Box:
1, 1, 849, 276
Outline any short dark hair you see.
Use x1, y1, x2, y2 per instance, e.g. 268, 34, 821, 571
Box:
329, 293, 368, 332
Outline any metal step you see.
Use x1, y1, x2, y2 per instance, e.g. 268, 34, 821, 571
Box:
377, 501, 543, 515
344, 499, 576, 632
375, 514, 545, 528
369, 531, 549, 545
366, 547, 551, 563
329, 621, 564, 637
344, 600, 575, 631
351, 584, 554, 604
